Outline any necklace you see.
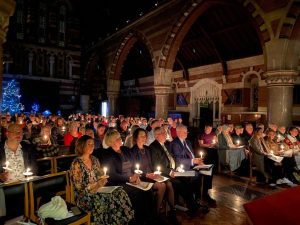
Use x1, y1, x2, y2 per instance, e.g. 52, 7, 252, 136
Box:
140, 148, 145, 154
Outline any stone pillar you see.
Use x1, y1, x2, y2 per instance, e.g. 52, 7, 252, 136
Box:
153, 67, 172, 119
154, 85, 171, 119
265, 70, 298, 126
28, 52, 33, 75
69, 60, 73, 79
0, 0, 16, 110
49, 55, 55, 77
107, 79, 120, 116
107, 91, 119, 116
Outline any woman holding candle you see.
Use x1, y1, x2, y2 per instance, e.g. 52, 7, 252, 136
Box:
131, 128, 175, 217
101, 130, 155, 225
32, 125, 59, 158
70, 135, 133, 225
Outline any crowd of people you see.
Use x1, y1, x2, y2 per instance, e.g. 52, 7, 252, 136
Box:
1, 113, 300, 224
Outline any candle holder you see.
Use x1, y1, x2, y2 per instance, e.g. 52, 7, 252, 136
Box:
23, 169, 33, 178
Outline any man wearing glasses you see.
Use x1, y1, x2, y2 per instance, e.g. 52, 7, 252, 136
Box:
0, 124, 37, 182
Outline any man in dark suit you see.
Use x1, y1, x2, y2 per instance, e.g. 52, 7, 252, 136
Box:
0, 124, 37, 182
150, 126, 203, 217
171, 124, 216, 206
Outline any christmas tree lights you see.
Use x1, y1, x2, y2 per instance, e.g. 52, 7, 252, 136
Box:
1, 80, 24, 114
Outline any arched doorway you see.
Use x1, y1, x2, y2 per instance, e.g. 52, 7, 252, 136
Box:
191, 79, 222, 128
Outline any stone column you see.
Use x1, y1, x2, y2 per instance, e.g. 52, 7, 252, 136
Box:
154, 85, 171, 119
80, 95, 90, 113
107, 79, 120, 116
69, 60, 73, 79
0, 0, 16, 110
49, 55, 55, 77
265, 70, 298, 126
28, 52, 33, 75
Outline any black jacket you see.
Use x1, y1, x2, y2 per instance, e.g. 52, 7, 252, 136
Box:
149, 140, 174, 176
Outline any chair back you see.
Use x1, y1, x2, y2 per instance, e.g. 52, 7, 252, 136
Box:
28, 171, 69, 223
37, 157, 54, 175
2, 181, 29, 221
54, 154, 77, 173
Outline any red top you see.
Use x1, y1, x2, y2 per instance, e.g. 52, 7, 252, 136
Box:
170, 127, 177, 139
64, 132, 82, 146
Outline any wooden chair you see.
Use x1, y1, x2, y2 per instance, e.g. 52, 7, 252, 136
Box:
37, 157, 54, 175
0, 181, 29, 223
58, 145, 71, 156
53, 154, 77, 173
28, 172, 90, 225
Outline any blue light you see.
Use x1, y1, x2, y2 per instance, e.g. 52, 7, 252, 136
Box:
31, 103, 40, 113
43, 110, 52, 116
1, 79, 24, 114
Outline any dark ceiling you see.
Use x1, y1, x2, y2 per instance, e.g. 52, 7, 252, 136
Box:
78, 0, 168, 45
173, 3, 263, 71
121, 41, 153, 81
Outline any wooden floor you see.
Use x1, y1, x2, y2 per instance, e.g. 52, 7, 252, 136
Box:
168, 174, 289, 225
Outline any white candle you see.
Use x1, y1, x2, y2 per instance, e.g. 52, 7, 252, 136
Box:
5, 161, 9, 168
212, 139, 216, 144
157, 166, 161, 173
180, 164, 184, 170
136, 164, 140, 171
280, 145, 284, 150
200, 151, 204, 159
270, 150, 274, 155
43, 135, 48, 140
103, 167, 107, 176
236, 140, 240, 146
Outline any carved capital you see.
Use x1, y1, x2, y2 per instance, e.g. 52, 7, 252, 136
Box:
154, 85, 171, 95
0, 0, 16, 43
264, 70, 298, 86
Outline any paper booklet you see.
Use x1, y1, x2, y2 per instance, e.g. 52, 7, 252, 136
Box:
97, 186, 120, 194
152, 175, 169, 183
126, 181, 153, 191
174, 170, 195, 177
193, 164, 214, 171
267, 154, 283, 163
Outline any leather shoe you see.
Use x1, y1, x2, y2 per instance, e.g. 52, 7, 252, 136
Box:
203, 194, 217, 205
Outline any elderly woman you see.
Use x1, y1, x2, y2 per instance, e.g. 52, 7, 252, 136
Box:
218, 125, 237, 150
70, 135, 134, 225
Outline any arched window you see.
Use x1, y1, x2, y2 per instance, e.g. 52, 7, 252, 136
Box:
38, 1, 47, 43
58, 5, 66, 47
16, 0, 25, 40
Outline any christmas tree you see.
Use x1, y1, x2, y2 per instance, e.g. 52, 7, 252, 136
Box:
1, 80, 24, 114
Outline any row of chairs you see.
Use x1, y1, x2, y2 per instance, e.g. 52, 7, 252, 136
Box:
37, 154, 77, 176
1, 171, 90, 225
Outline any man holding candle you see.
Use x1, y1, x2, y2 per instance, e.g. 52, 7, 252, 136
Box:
171, 125, 216, 208
0, 124, 37, 182
150, 126, 208, 217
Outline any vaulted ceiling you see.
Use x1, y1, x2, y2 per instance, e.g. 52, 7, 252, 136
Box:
173, 3, 263, 71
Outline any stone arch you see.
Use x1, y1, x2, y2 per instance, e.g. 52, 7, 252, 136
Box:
160, 0, 269, 70
190, 79, 222, 126
108, 30, 155, 81
241, 67, 264, 87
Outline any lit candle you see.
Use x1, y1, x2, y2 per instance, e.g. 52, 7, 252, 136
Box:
180, 164, 185, 172
200, 151, 204, 159
236, 140, 240, 146
270, 150, 274, 155
43, 135, 48, 140
135, 164, 143, 174
212, 139, 216, 144
3, 161, 12, 171
280, 144, 284, 151
62, 126, 66, 131
103, 167, 107, 176
155, 166, 161, 175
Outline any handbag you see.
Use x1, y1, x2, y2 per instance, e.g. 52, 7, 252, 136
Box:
38, 196, 68, 220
